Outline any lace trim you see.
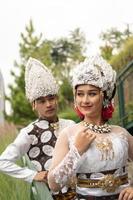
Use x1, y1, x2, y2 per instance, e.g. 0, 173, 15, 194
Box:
52, 145, 81, 187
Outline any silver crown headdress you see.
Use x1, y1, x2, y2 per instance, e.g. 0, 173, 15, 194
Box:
71, 55, 116, 100
25, 57, 59, 102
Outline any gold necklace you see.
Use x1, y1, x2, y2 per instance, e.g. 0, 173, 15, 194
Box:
95, 137, 114, 160
83, 121, 111, 134
50, 121, 59, 131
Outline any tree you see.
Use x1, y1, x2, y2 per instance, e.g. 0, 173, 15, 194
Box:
110, 36, 133, 126
110, 36, 133, 71
51, 28, 86, 79
51, 28, 87, 109
7, 22, 87, 125
7, 20, 53, 125
99, 24, 133, 60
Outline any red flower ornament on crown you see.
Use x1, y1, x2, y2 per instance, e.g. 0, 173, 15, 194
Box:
102, 101, 114, 121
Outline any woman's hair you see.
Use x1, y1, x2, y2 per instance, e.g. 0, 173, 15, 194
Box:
102, 84, 116, 121
103, 84, 116, 102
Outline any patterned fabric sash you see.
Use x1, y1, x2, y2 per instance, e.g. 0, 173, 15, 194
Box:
77, 193, 119, 200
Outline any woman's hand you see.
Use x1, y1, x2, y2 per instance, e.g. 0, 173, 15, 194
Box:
119, 187, 133, 200
74, 127, 96, 155
33, 171, 48, 182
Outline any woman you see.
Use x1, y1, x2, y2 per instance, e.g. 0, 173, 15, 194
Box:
48, 55, 133, 200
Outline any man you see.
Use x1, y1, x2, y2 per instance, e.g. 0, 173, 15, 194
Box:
0, 58, 75, 195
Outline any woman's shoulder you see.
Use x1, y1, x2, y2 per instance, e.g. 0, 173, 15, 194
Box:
111, 124, 129, 134
59, 118, 76, 127
59, 118, 75, 123
59, 122, 81, 136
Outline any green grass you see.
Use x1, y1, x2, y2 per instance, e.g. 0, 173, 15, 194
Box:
0, 122, 30, 200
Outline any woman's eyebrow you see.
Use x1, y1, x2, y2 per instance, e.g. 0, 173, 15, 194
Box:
77, 89, 99, 92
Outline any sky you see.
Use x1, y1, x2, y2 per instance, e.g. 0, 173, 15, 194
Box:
0, 0, 133, 97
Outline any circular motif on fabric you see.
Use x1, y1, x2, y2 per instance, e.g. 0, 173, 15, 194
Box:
29, 135, 38, 145
26, 124, 34, 133
44, 159, 52, 171
78, 173, 87, 179
31, 160, 42, 171
42, 145, 54, 156
35, 120, 49, 129
29, 147, 40, 158
41, 131, 52, 143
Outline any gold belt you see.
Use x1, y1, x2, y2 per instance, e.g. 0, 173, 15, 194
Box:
77, 174, 128, 193
53, 190, 76, 200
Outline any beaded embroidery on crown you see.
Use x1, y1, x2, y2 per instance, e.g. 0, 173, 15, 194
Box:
25, 57, 59, 102
71, 55, 116, 100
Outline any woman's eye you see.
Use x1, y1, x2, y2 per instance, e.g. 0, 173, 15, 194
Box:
89, 93, 96, 96
77, 93, 84, 96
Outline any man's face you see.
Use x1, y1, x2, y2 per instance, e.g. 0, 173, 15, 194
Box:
33, 95, 58, 120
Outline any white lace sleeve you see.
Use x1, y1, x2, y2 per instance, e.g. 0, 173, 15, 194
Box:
52, 144, 81, 187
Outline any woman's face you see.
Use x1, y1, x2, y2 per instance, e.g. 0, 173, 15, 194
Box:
75, 84, 103, 118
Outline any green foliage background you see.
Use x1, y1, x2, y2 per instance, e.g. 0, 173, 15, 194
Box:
5, 21, 133, 127
6, 20, 86, 125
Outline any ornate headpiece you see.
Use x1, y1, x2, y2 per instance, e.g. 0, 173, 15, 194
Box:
25, 57, 59, 102
71, 55, 116, 100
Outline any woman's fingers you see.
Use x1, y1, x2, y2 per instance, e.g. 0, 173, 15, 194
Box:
74, 128, 96, 155
119, 187, 133, 200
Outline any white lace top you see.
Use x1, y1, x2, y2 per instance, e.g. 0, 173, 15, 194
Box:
48, 123, 133, 196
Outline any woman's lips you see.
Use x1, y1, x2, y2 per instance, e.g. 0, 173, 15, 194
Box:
81, 106, 92, 110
